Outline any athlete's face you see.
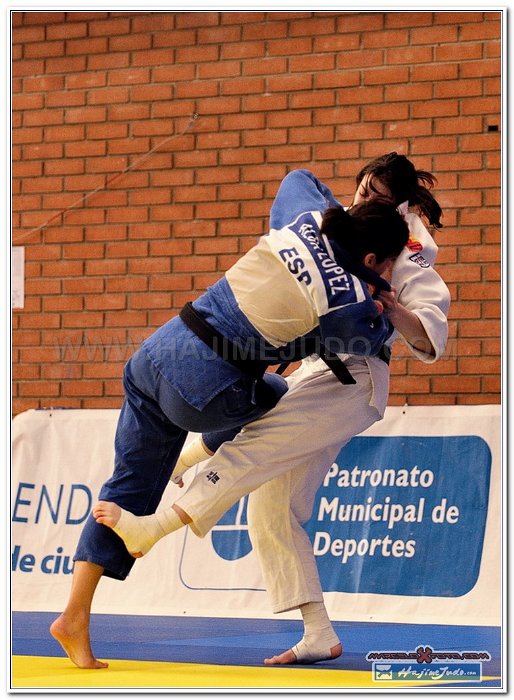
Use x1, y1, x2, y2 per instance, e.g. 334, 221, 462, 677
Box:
352, 174, 394, 206
362, 253, 397, 281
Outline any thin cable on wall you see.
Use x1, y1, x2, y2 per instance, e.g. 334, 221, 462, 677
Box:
13, 113, 200, 244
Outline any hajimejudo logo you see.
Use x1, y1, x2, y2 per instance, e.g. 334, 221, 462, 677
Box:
211, 496, 253, 561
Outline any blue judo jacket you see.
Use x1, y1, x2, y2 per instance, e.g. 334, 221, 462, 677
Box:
143, 170, 392, 410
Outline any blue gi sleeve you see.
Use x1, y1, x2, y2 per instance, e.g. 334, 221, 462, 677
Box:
319, 286, 394, 357
270, 169, 343, 230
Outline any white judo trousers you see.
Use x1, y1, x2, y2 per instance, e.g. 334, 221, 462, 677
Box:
175, 355, 387, 612
174, 211, 450, 614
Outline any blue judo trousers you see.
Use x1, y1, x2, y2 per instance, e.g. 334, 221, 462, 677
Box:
75, 283, 289, 580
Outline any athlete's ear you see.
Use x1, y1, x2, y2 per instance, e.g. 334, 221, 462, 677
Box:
362, 252, 377, 269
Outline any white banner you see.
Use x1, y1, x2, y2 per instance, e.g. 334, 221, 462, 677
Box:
11, 406, 501, 626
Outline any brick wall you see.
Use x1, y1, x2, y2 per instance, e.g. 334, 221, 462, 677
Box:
11, 11, 502, 414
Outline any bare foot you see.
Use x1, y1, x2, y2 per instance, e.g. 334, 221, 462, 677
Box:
264, 641, 342, 665
50, 612, 108, 669
264, 648, 297, 665
92, 501, 121, 529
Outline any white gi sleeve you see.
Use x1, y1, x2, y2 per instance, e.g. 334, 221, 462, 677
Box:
391, 213, 451, 363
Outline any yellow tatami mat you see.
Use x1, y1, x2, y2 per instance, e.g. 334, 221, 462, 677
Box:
12, 655, 500, 690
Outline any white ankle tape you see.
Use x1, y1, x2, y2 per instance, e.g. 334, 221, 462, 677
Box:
291, 637, 340, 665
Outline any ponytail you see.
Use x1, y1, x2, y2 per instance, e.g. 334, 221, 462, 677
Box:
410, 170, 443, 229
320, 200, 409, 263
356, 152, 443, 228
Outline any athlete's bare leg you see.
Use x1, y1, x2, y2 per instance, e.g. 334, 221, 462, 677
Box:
50, 561, 108, 669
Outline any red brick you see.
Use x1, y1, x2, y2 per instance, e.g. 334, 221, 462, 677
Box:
238, 20, 284, 42
175, 44, 220, 64
22, 176, 63, 194
244, 57, 288, 77
459, 319, 501, 338
485, 40, 501, 58
197, 25, 241, 44
366, 29, 410, 48
19, 381, 61, 398
63, 278, 105, 294
128, 258, 170, 274
149, 275, 192, 292
435, 79, 483, 99
268, 36, 313, 57
461, 59, 501, 79
219, 148, 265, 166
89, 16, 131, 36
222, 41, 265, 60
61, 380, 103, 397
193, 95, 242, 117
11, 11, 501, 413
222, 12, 266, 24
12, 194, 41, 211
105, 311, 148, 327
459, 20, 501, 41
385, 12, 432, 28
88, 53, 130, 71
173, 255, 217, 273
483, 301, 501, 319
86, 259, 127, 276
153, 29, 196, 49
25, 40, 65, 58
84, 363, 126, 380
336, 13, 384, 32
411, 24, 459, 44
12, 160, 43, 178
12, 126, 43, 145
19, 313, 61, 329
45, 56, 87, 74
12, 59, 45, 77
411, 63, 459, 82
342, 86, 388, 106
481, 377, 501, 394
290, 54, 336, 75
85, 294, 127, 311
107, 277, 149, 292
459, 245, 500, 263
431, 376, 480, 393
12, 93, 44, 110
460, 208, 500, 226
108, 67, 152, 86
24, 243, 61, 261
387, 46, 433, 65
385, 84, 433, 102
12, 25, 46, 42
151, 204, 195, 221
148, 239, 193, 256
411, 101, 459, 119
13, 365, 40, 381
435, 43, 483, 62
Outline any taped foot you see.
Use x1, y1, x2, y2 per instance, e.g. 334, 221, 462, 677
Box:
92, 501, 166, 558
264, 640, 342, 665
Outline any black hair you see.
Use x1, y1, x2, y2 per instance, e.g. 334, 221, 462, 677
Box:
356, 152, 443, 228
320, 200, 409, 264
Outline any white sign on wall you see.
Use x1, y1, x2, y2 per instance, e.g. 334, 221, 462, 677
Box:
12, 247, 25, 310
11, 406, 501, 626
